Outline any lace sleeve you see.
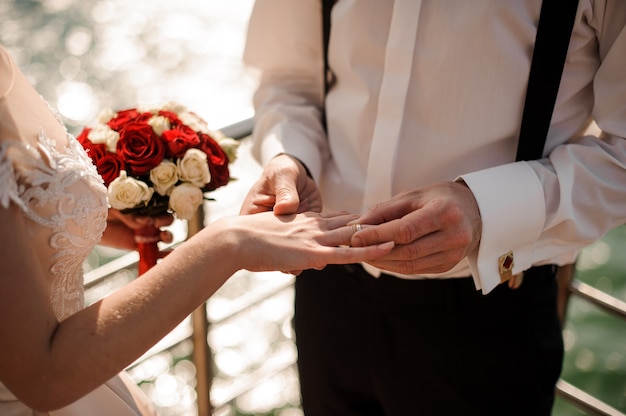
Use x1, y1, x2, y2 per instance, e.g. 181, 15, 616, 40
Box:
0, 143, 27, 211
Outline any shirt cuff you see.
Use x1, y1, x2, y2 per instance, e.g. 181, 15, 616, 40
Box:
458, 162, 546, 294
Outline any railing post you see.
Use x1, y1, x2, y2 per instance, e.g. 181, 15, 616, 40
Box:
556, 263, 576, 325
188, 206, 213, 416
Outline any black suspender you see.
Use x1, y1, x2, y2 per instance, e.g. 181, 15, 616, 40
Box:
516, 0, 579, 161
321, 1, 580, 161
322, 0, 335, 97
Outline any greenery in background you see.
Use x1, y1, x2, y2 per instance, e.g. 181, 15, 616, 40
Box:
554, 225, 626, 414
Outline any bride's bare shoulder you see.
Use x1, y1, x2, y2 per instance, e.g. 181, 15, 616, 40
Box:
0, 46, 68, 149
0, 45, 16, 99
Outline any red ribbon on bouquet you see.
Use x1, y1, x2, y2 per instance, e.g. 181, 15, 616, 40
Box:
134, 226, 162, 276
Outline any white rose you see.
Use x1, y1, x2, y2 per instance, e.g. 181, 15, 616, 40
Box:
148, 115, 171, 136
150, 160, 179, 196
217, 137, 239, 163
162, 101, 188, 115
178, 111, 210, 134
95, 108, 117, 124
177, 148, 211, 188
137, 104, 159, 114
108, 170, 154, 210
88, 124, 120, 152
169, 182, 204, 220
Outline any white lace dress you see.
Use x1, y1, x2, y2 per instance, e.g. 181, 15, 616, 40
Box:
0, 47, 157, 415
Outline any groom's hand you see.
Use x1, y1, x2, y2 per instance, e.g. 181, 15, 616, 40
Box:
349, 181, 482, 275
240, 154, 322, 216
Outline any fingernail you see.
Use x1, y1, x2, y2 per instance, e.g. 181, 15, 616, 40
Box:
378, 241, 394, 250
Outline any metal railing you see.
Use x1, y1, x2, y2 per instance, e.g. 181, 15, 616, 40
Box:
83, 117, 626, 416
555, 273, 626, 416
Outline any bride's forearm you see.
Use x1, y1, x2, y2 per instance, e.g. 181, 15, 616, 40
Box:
33, 220, 239, 410
3, 211, 390, 410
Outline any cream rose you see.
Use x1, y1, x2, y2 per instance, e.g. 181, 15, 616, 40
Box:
94, 108, 117, 124
108, 170, 154, 210
177, 148, 211, 187
150, 160, 179, 196
148, 115, 171, 136
169, 182, 204, 220
178, 111, 210, 134
162, 101, 188, 114
217, 137, 240, 163
88, 124, 120, 153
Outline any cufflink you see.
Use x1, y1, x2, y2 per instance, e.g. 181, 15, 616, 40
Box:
499, 251, 523, 289
499, 251, 514, 283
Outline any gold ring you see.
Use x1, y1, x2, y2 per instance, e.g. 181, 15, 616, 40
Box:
351, 223, 363, 234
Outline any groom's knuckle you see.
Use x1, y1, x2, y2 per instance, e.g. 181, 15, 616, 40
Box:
396, 222, 414, 244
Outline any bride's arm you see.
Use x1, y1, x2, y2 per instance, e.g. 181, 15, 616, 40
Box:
0, 203, 391, 411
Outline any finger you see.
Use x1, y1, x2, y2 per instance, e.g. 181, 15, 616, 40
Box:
351, 211, 439, 247
370, 219, 474, 265
319, 210, 352, 218
153, 214, 175, 228
326, 241, 395, 264
365, 249, 460, 275
295, 195, 320, 214
296, 182, 323, 213
352, 198, 414, 226
360, 231, 447, 263
160, 230, 174, 244
319, 213, 362, 230
240, 192, 276, 215
315, 222, 369, 246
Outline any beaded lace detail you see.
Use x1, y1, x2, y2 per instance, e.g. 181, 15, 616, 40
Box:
0, 129, 108, 321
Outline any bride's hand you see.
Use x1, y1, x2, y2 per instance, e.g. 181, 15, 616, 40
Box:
217, 211, 394, 275
101, 208, 175, 250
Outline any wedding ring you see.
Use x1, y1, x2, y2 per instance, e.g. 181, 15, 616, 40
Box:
351, 223, 363, 234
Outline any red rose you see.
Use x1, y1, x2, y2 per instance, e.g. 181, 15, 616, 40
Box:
76, 128, 122, 186
77, 128, 107, 162
162, 125, 201, 158
76, 127, 92, 147
158, 110, 182, 126
95, 152, 124, 186
107, 109, 141, 131
116, 122, 166, 175
83, 141, 107, 164
197, 133, 230, 191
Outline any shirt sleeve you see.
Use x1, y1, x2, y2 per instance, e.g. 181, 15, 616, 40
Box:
460, 5, 626, 294
242, 0, 330, 181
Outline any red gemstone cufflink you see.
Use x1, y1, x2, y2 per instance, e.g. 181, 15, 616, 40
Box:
498, 251, 523, 289
499, 251, 514, 282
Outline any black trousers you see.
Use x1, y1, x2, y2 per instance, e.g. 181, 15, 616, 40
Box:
294, 264, 564, 416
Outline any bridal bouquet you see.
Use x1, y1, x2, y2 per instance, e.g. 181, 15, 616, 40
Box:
77, 101, 239, 274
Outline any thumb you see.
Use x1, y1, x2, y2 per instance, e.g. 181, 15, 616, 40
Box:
273, 179, 300, 215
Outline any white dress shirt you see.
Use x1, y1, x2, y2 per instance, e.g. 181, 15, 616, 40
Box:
244, 0, 626, 293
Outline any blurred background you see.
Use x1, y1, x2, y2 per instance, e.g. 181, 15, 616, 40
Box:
1, 1, 624, 415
